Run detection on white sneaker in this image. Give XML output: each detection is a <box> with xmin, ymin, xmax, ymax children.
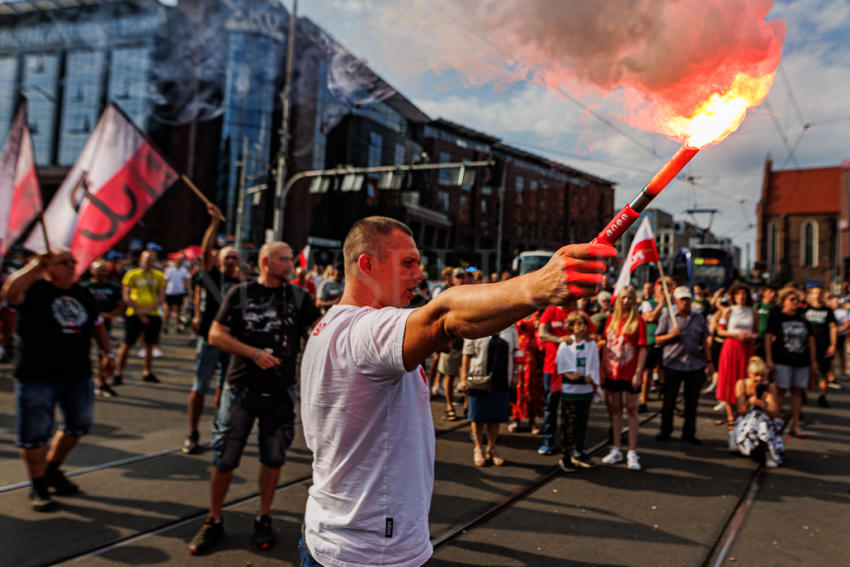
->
<box><xmin>137</xmin><ymin>348</ymin><xmax>146</xmax><ymax>358</ymax></box>
<box><xmin>626</xmin><ymin>450</ymin><xmax>641</xmax><ymax>471</ymax></box>
<box><xmin>602</xmin><ymin>447</ymin><xmax>623</xmax><ymax>465</ymax></box>
<box><xmin>713</xmin><ymin>402</ymin><xmax>725</xmax><ymax>412</ymax></box>
<box><xmin>153</xmin><ymin>347</ymin><xmax>163</xmax><ymax>359</ymax></box>
<box><xmin>765</xmin><ymin>453</ymin><xmax>779</xmax><ymax>468</ymax></box>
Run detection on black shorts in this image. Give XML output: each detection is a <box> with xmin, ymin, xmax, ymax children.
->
<box><xmin>816</xmin><ymin>354</ymin><xmax>833</xmax><ymax>375</ymax></box>
<box><xmin>165</xmin><ymin>293</ymin><xmax>185</xmax><ymax>307</ymax></box>
<box><xmin>644</xmin><ymin>345</ymin><xmax>661</xmax><ymax>370</ymax></box>
<box><xmin>604</xmin><ymin>378</ymin><xmax>641</xmax><ymax>394</ymax></box>
<box><xmin>124</xmin><ymin>314</ymin><xmax>162</xmax><ymax>346</ymax></box>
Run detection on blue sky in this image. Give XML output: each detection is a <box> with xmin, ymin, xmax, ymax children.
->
<box><xmin>299</xmin><ymin>0</ymin><xmax>850</xmax><ymax>265</ymax></box>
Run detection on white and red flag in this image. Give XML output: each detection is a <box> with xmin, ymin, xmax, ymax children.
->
<box><xmin>298</xmin><ymin>244</ymin><xmax>311</xmax><ymax>269</ymax></box>
<box><xmin>0</xmin><ymin>101</ymin><xmax>42</xmax><ymax>257</ymax></box>
<box><xmin>613</xmin><ymin>216</ymin><xmax>659</xmax><ymax>298</ymax></box>
<box><xmin>24</xmin><ymin>103</ymin><xmax>179</xmax><ymax>279</ymax></box>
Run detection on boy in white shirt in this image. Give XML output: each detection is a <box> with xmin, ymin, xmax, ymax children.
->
<box><xmin>555</xmin><ymin>310</ymin><xmax>600</xmax><ymax>473</ymax></box>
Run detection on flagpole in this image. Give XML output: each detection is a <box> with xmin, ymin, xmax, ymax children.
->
<box><xmin>181</xmin><ymin>175</ymin><xmax>225</xmax><ymax>221</ymax></box>
<box><xmin>38</xmin><ymin>212</ymin><xmax>51</xmax><ymax>253</ymax></box>
<box><xmin>655</xmin><ymin>260</ymin><xmax>678</xmax><ymax>329</ymax></box>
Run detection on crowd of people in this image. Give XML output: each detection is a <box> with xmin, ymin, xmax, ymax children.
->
<box><xmin>2</xmin><ymin>211</ymin><xmax>847</xmax><ymax>565</ymax></box>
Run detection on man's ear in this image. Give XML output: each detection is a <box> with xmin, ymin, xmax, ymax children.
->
<box><xmin>357</xmin><ymin>253</ymin><xmax>373</xmax><ymax>275</ymax></box>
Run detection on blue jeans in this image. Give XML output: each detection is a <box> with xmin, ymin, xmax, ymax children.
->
<box><xmin>541</xmin><ymin>373</ymin><xmax>560</xmax><ymax>448</ymax></box>
<box><xmin>192</xmin><ymin>338</ymin><xmax>230</xmax><ymax>394</ymax></box>
<box><xmin>299</xmin><ymin>528</ymin><xmax>323</xmax><ymax>566</ymax></box>
<box><xmin>15</xmin><ymin>378</ymin><xmax>94</xmax><ymax>448</ymax></box>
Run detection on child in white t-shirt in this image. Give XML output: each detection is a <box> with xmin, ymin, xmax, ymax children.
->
<box><xmin>555</xmin><ymin>310</ymin><xmax>600</xmax><ymax>472</ymax></box>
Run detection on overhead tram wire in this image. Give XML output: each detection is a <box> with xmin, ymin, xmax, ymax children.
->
<box><xmin>762</xmin><ymin>98</ymin><xmax>800</xmax><ymax>169</ymax></box>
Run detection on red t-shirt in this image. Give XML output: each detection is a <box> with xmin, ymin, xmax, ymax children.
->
<box><xmin>538</xmin><ymin>306</ymin><xmax>597</xmax><ymax>375</ymax></box>
<box><xmin>603</xmin><ymin>316</ymin><xmax>648</xmax><ymax>381</ymax></box>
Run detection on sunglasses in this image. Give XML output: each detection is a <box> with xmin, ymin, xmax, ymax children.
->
<box><xmin>54</xmin><ymin>259</ymin><xmax>78</xmax><ymax>266</ymax></box>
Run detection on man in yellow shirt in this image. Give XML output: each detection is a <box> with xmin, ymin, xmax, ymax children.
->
<box><xmin>115</xmin><ymin>250</ymin><xmax>166</xmax><ymax>384</ymax></box>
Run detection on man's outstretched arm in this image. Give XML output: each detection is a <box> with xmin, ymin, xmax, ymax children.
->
<box><xmin>402</xmin><ymin>243</ymin><xmax>614</xmax><ymax>370</ymax></box>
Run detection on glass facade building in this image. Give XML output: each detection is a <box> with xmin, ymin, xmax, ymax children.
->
<box><xmin>0</xmin><ymin>3</ymin><xmax>160</xmax><ymax>165</ymax></box>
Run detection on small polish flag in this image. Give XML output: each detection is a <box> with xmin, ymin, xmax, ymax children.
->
<box><xmin>298</xmin><ymin>244</ymin><xmax>311</xmax><ymax>269</ymax></box>
<box><xmin>613</xmin><ymin>217</ymin><xmax>659</xmax><ymax>298</ymax></box>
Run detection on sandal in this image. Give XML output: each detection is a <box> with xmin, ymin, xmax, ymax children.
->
<box><xmin>714</xmin><ymin>419</ymin><xmax>727</xmax><ymax>426</ymax></box>
<box><xmin>473</xmin><ymin>447</ymin><xmax>486</xmax><ymax>467</ymax></box>
<box><xmin>444</xmin><ymin>408</ymin><xmax>459</xmax><ymax>421</ymax></box>
<box><xmin>487</xmin><ymin>449</ymin><xmax>505</xmax><ymax>467</ymax></box>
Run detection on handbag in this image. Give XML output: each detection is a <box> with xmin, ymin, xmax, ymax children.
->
<box><xmin>466</xmin><ymin>373</ymin><xmax>492</xmax><ymax>392</ymax></box>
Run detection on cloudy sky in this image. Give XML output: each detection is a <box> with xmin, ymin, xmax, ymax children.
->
<box><xmin>299</xmin><ymin>0</ymin><xmax>849</xmax><ymax>266</ymax></box>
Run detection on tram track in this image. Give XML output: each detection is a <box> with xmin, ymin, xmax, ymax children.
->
<box><xmin>33</xmin><ymin>398</ymin><xmax>772</xmax><ymax>566</ymax></box>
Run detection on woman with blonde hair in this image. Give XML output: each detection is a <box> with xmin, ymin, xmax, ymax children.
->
<box><xmin>734</xmin><ymin>356</ymin><xmax>784</xmax><ymax>466</ymax></box>
<box><xmin>716</xmin><ymin>283</ymin><xmax>758</xmax><ymax>427</ymax></box>
<box><xmin>600</xmin><ymin>285</ymin><xmax>648</xmax><ymax>470</ymax></box>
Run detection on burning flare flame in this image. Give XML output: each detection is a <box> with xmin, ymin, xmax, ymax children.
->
<box><xmin>660</xmin><ymin>72</ymin><xmax>776</xmax><ymax>149</ymax></box>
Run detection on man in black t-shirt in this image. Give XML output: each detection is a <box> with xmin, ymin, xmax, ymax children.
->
<box><xmin>83</xmin><ymin>260</ymin><xmax>124</xmax><ymax>397</ymax></box>
<box><xmin>182</xmin><ymin>204</ymin><xmax>241</xmax><ymax>455</ymax></box>
<box><xmin>188</xmin><ymin>241</ymin><xmax>320</xmax><ymax>556</ymax></box>
<box><xmin>804</xmin><ymin>283</ymin><xmax>837</xmax><ymax>408</ymax></box>
<box><xmin>1</xmin><ymin>249</ymin><xmax>115</xmax><ymax>512</ymax></box>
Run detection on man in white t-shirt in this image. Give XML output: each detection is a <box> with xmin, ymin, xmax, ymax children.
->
<box><xmin>299</xmin><ymin>216</ymin><xmax>614</xmax><ymax>567</ymax></box>
<box><xmin>163</xmin><ymin>259</ymin><xmax>191</xmax><ymax>333</ymax></box>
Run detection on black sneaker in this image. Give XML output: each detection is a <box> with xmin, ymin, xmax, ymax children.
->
<box><xmin>571</xmin><ymin>452</ymin><xmax>595</xmax><ymax>468</ymax></box>
<box><xmin>681</xmin><ymin>435</ymin><xmax>703</xmax><ymax>446</ymax></box>
<box><xmin>95</xmin><ymin>384</ymin><xmax>118</xmax><ymax>398</ymax></box>
<box><xmin>182</xmin><ymin>432</ymin><xmax>200</xmax><ymax>454</ymax></box>
<box><xmin>112</xmin><ymin>374</ymin><xmax>123</xmax><ymax>386</ymax></box>
<box><xmin>142</xmin><ymin>373</ymin><xmax>161</xmax><ymax>383</ymax></box>
<box><xmin>817</xmin><ymin>395</ymin><xmax>830</xmax><ymax>409</ymax></box>
<box><xmin>638</xmin><ymin>403</ymin><xmax>648</xmax><ymax>414</ymax></box>
<box><xmin>29</xmin><ymin>484</ymin><xmax>56</xmax><ymax>512</ymax></box>
<box><xmin>558</xmin><ymin>455</ymin><xmax>577</xmax><ymax>473</ymax></box>
<box><xmin>188</xmin><ymin>516</ymin><xmax>223</xmax><ymax>555</ymax></box>
<box><xmin>655</xmin><ymin>432</ymin><xmax>672</xmax><ymax>442</ymax></box>
<box><xmin>45</xmin><ymin>467</ymin><xmax>79</xmax><ymax>495</ymax></box>
<box><xmin>251</xmin><ymin>515</ymin><xmax>276</xmax><ymax>550</ymax></box>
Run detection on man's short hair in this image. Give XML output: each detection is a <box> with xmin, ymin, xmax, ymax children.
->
<box><xmin>342</xmin><ymin>216</ymin><xmax>413</xmax><ymax>274</ymax></box>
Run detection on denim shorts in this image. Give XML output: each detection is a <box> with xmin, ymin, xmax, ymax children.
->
<box><xmin>15</xmin><ymin>378</ymin><xmax>94</xmax><ymax>448</ymax></box>
<box><xmin>773</xmin><ymin>364</ymin><xmax>809</xmax><ymax>389</ymax></box>
<box><xmin>212</xmin><ymin>384</ymin><xmax>295</xmax><ymax>472</ymax></box>
<box><xmin>192</xmin><ymin>338</ymin><xmax>230</xmax><ymax>394</ymax></box>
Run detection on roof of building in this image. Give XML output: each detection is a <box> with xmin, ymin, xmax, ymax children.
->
<box><xmin>494</xmin><ymin>141</ymin><xmax>615</xmax><ymax>187</ymax></box>
<box><xmin>764</xmin><ymin>165</ymin><xmax>843</xmax><ymax>215</ymax></box>
<box><xmin>429</xmin><ymin>118</ymin><xmax>501</xmax><ymax>145</ymax></box>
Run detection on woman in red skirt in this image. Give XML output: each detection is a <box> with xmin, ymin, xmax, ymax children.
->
<box><xmin>716</xmin><ymin>283</ymin><xmax>758</xmax><ymax>426</ymax></box>
<box><xmin>510</xmin><ymin>310</ymin><xmax>545</xmax><ymax>433</ymax></box>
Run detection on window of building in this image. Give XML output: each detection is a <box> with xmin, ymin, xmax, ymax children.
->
<box><xmin>60</xmin><ymin>50</ymin><xmax>104</xmax><ymax>166</ymax></box>
<box><xmin>0</xmin><ymin>57</ymin><xmax>17</xmax><ymax>139</ymax></box>
<box><xmin>766</xmin><ymin>221</ymin><xmax>777</xmax><ymax>269</ymax></box>
<box><xmin>394</xmin><ymin>142</ymin><xmax>405</xmax><ymax>166</ymax></box>
<box><xmin>368</xmin><ymin>131</ymin><xmax>383</xmax><ymax>169</ymax></box>
<box><xmin>515</xmin><ymin>176</ymin><xmax>524</xmax><ymax>204</ymax></box>
<box><xmin>801</xmin><ymin>219</ymin><xmax>818</xmax><ymax>267</ymax></box>
<box><xmin>437</xmin><ymin>190</ymin><xmax>449</xmax><ymax>214</ymax></box>
<box><xmin>438</xmin><ymin>151</ymin><xmax>451</xmax><ymax>185</ymax></box>
<box><xmin>108</xmin><ymin>46</ymin><xmax>152</xmax><ymax>134</ymax></box>
<box><xmin>23</xmin><ymin>53</ymin><xmax>60</xmax><ymax>164</ymax></box>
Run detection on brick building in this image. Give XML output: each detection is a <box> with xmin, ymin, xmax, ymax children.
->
<box><xmin>756</xmin><ymin>157</ymin><xmax>849</xmax><ymax>285</ymax></box>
